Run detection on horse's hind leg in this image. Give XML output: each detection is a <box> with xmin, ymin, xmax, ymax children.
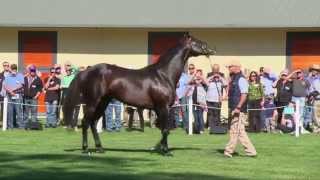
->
<box><xmin>90</xmin><ymin>100</ymin><xmax>110</xmax><ymax>153</ymax></box>
<box><xmin>138</xmin><ymin>108</ymin><xmax>144</xmax><ymax>132</ymax></box>
<box><xmin>81</xmin><ymin>104</ymin><xmax>102</xmax><ymax>153</ymax></box>
<box><xmin>82</xmin><ymin>115</ymin><xmax>90</xmax><ymax>153</ymax></box>
<box><xmin>90</xmin><ymin>119</ymin><xmax>104</xmax><ymax>153</ymax></box>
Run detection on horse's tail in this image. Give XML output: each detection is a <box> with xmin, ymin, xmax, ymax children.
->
<box><xmin>62</xmin><ymin>74</ymin><xmax>82</xmax><ymax>128</ymax></box>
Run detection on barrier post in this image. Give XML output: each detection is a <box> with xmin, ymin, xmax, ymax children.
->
<box><xmin>2</xmin><ymin>97</ymin><xmax>8</xmax><ymax>131</ymax></box>
<box><xmin>97</xmin><ymin>117</ymin><xmax>103</xmax><ymax>133</ymax></box>
<box><xmin>295</xmin><ymin>100</ymin><xmax>300</xmax><ymax>137</ymax></box>
<box><xmin>188</xmin><ymin>96</ymin><xmax>193</xmax><ymax>135</ymax></box>
<box><xmin>120</xmin><ymin>103</ymin><xmax>124</xmax><ymax>125</ymax></box>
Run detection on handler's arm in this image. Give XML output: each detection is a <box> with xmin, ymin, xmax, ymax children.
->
<box><xmin>236</xmin><ymin>93</ymin><xmax>247</xmax><ymax>109</ymax></box>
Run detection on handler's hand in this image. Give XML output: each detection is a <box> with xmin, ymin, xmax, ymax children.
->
<box><xmin>231</xmin><ymin>108</ymin><xmax>240</xmax><ymax>116</ymax></box>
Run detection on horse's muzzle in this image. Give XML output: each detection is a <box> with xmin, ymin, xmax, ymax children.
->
<box><xmin>206</xmin><ymin>47</ymin><xmax>216</xmax><ymax>56</ymax></box>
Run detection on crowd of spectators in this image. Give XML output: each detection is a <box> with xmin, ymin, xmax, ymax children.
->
<box><xmin>1</xmin><ymin>60</ymin><xmax>320</xmax><ymax>135</ymax></box>
<box><xmin>173</xmin><ymin>63</ymin><xmax>320</xmax><ymax>134</ymax></box>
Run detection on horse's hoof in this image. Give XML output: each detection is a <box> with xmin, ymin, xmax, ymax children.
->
<box><xmin>162</xmin><ymin>151</ymin><xmax>173</xmax><ymax>157</ymax></box>
<box><xmin>96</xmin><ymin>147</ymin><xmax>105</xmax><ymax>153</ymax></box>
<box><xmin>82</xmin><ymin>149</ymin><xmax>89</xmax><ymax>154</ymax></box>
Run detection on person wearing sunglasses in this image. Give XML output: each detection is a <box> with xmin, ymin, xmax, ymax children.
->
<box><xmin>44</xmin><ymin>67</ymin><xmax>61</xmax><ymax>128</ymax></box>
<box><xmin>61</xmin><ymin>61</ymin><xmax>79</xmax><ymax>128</ymax></box>
<box><xmin>24</xmin><ymin>65</ymin><xmax>43</xmax><ymax>128</ymax></box>
<box><xmin>247</xmin><ymin>71</ymin><xmax>264</xmax><ymax>132</ymax></box>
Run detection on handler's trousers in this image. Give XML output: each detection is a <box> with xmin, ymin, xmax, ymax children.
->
<box><xmin>224</xmin><ymin>112</ymin><xmax>257</xmax><ymax>156</ymax></box>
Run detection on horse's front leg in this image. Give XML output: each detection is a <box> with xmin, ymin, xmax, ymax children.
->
<box><xmin>154</xmin><ymin>106</ymin><xmax>172</xmax><ymax>156</ymax></box>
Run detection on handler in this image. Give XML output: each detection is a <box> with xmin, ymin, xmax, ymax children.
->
<box><xmin>224</xmin><ymin>59</ymin><xmax>257</xmax><ymax>158</ymax></box>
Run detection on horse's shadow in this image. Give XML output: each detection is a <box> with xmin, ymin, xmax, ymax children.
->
<box><xmin>64</xmin><ymin>147</ymin><xmax>201</xmax><ymax>154</ymax></box>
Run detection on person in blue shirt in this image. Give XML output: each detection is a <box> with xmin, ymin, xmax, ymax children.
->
<box><xmin>260</xmin><ymin>67</ymin><xmax>277</xmax><ymax>97</ymax></box>
<box><xmin>174</xmin><ymin>64</ymin><xmax>195</xmax><ymax>132</ymax></box>
<box><xmin>3</xmin><ymin>64</ymin><xmax>24</xmax><ymax>129</ymax></box>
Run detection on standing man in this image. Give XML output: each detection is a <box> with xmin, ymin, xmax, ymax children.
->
<box><xmin>287</xmin><ymin>69</ymin><xmax>310</xmax><ymax>132</ymax></box>
<box><xmin>205</xmin><ymin>72</ymin><xmax>226</xmax><ymax>133</ymax></box>
<box><xmin>61</xmin><ymin>62</ymin><xmax>78</xmax><ymax>126</ymax></box>
<box><xmin>3</xmin><ymin>64</ymin><xmax>24</xmax><ymax>129</ymax></box>
<box><xmin>175</xmin><ymin>64</ymin><xmax>195</xmax><ymax>133</ymax></box>
<box><xmin>44</xmin><ymin>67</ymin><xmax>61</xmax><ymax>128</ymax></box>
<box><xmin>24</xmin><ymin>65</ymin><xmax>43</xmax><ymax>126</ymax></box>
<box><xmin>224</xmin><ymin>60</ymin><xmax>257</xmax><ymax>158</ymax></box>
<box><xmin>0</xmin><ymin>61</ymin><xmax>10</xmax><ymax>124</ymax></box>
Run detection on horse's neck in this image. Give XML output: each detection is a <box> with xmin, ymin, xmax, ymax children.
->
<box><xmin>162</xmin><ymin>47</ymin><xmax>190</xmax><ymax>85</ymax></box>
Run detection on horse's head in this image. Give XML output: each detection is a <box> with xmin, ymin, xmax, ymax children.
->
<box><xmin>183</xmin><ymin>34</ymin><xmax>216</xmax><ymax>57</ymax></box>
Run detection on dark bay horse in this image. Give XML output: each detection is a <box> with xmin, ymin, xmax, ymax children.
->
<box><xmin>63</xmin><ymin>35</ymin><xmax>215</xmax><ymax>155</ymax></box>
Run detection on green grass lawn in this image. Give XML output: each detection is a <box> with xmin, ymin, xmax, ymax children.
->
<box><xmin>0</xmin><ymin>127</ymin><xmax>319</xmax><ymax>180</ymax></box>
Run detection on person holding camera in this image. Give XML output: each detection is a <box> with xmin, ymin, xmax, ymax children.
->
<box><xmin>205</xmin><ymin>72</ymin><xmax>226</xmax><ymax>133</ymax></box>
<box><xmin>44</xmin><ymin>67</ymin><xmax>61</xmax><ymax>128</ymax></box>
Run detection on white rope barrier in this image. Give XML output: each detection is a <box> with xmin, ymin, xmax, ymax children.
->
<box><xmin>1</xmin><ymin>96</ymin><xmax>319</xmax><ymax>137</ymax></box>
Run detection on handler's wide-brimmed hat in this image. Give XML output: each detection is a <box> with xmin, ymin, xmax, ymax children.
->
<box><xmin>310</xmin><ymin>64</ymin><xmax>320</xmax><ymax>71</ymax></box>
<box><xmin>226</xmin><ymin>59</ymin><xmax>241</xmax><ymax>67</ymax></box>
<box><xmin>280</xmin><ymin>69</ymin><xmax>289</xmax><ymax>76</ymax></box>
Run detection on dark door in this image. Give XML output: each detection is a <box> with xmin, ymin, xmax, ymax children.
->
<box><xmin>19</xmin><ymin>31</ymin><xmax>57</xmax><ymax>113</ymax></box>
<box><xmin>287</xmin><ymin>32</ymin><xmax>320</xmax><ymax>70</ymax></box>
<box><xmin>148</xmin><ymin>32</ymin><xmax>187</xmax><ymax>64</ymax></box>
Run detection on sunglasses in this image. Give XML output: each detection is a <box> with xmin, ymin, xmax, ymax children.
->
<box><xmin>50</xmin><ymin>71</ymin><xmax>55</xmax><ymax>74</ymax></box>
<box><xmin>250</xmin><ymin>75</ymin><xmax>257</xmax><ymax>77</ymax></box>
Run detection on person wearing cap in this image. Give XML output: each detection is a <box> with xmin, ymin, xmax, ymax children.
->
<box><xmin>286</xmin><ymin>69</ymin><xmax>311</xmax><ymax>133</ymax></box>
<box><xmin>273</xmin><ymin>69</ymin><xmax>293</xmax><ymax>128</ymax></box>
<box><xmin>307</xmin><ymin>64</ymin><xmax>320</xmax><ymax>93</ymax></box>
<box><xmin>224</xmin><ymin>60</ymin><xmax>257</xmax><ymax>158</ymax></box>
<box><xmin>3</xmin><ymin>64</ymin><xmax>24</xmax><ymax>129</ymax></box>
<box><xmin>24</xmin><ymin>65</ymin><xmax>43</xmax><ymax>127</ymax></box>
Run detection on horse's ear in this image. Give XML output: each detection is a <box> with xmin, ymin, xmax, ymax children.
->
<box><xmin>183</xmin><ymin>33</ymin><xmax>192</xmax><ymax>45</ymax></box>
<box><xmin>183</xmin><ymin>33</ymin><xmax>191</xmax><ymax>40</ymax></box>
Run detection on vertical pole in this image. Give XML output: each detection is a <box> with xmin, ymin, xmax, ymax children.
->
<box><xmin>96</xmin><ymin>117</ymin><xmax>103</xmax><ymax>133</ymax></box>
<box><xmin>188</xmin><ymin>96</ymin><xmax>193</xmax><ymax>135</ymax></box>
<box><xmin>295</xmin><ymin>100</ymin><xmax>300</xmax><ymax>137</ymax></box>
<box><xmin>2</xmin><ymin>97</ymin><xmax>8</xmax><ymax>131</ymax></box>
<box><xmin>120</xmin><ymin>103</ymin><xmax>124</xmax><ymax>125</ymax></box>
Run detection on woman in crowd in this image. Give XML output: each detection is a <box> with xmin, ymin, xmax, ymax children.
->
<box><xmin>247</xmin><ymin>71</ymin><xmax>264</xmax><ymax>132</ymax></box>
